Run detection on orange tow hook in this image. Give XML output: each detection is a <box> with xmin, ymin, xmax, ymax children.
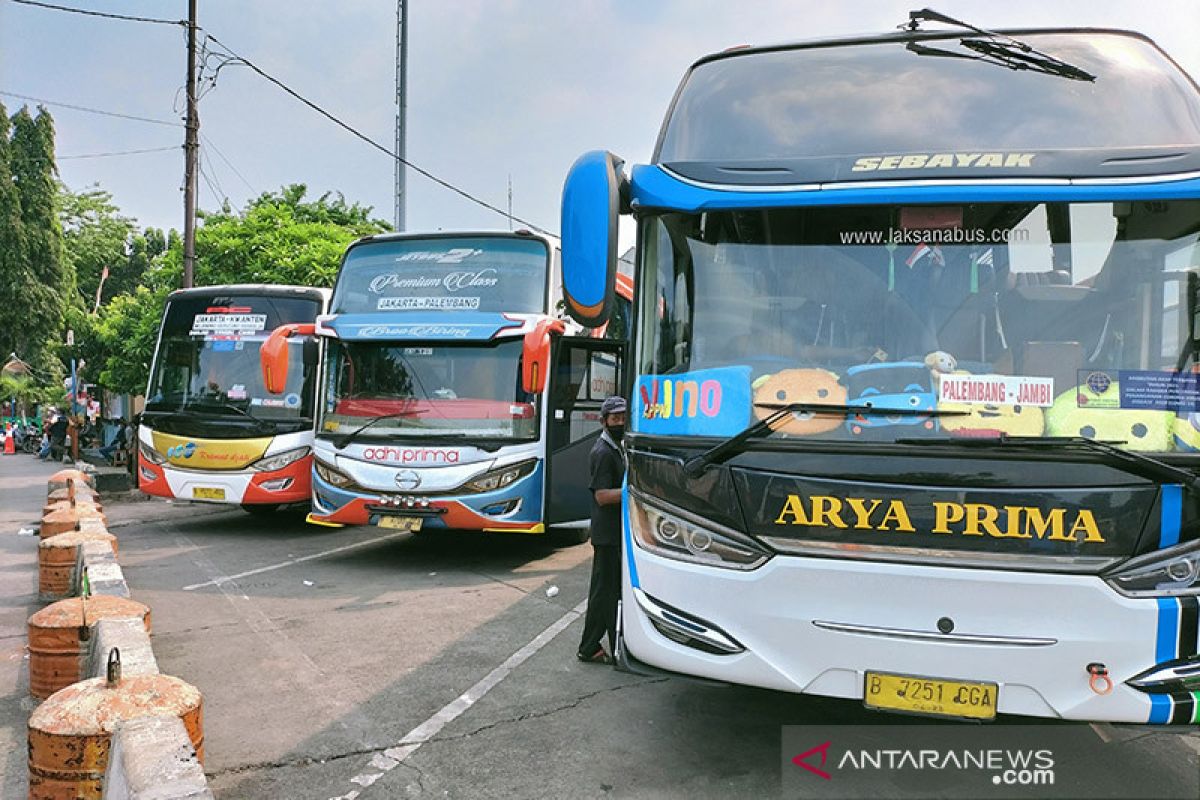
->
<box><xmin>1087</xmin><ymin>662</ymin><xmax>1113</xmax><ymax>695</ymax></box>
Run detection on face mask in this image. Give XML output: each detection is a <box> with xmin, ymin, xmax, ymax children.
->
<box><xmin>605</xmin><ymin>425</ymin><xmax>625</xmax><ymax>442</ymax></box>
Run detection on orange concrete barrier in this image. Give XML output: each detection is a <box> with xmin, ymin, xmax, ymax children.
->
<box><xmin>28</xmin><ymin>652</ymin><xmax>202</xmax><ymax>800</ymax></box>
<box><xmin>38</xmin><ymin>531</ymin><xmax>119</xmax><ymax>599</ymax></box>
<box><xmin>28</xmin><ymin>598</ymin><xmax>150</xmax><ymax>701</ymax></box>
<box><xmin>48</xmin><ymin>469</ymin><xmax>96</xmax><ymax>491</ymax></box>
<box><xmin>47</xmin><ymin>483</ymin><xmax>100</xmax><ymax>505</ymax></box>
<box><xmin>38</xmin><ymin>508</ymin><xmax>109</xmax><ymax>540</ymax></box>
<box><xmin>40</xmin><ymin>500</ymin><xmax>105</xmax><ymax>523</ymax></box>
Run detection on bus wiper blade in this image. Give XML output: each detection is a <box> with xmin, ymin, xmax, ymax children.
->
<box><xmin>683</xmin><ymin>402</ymin><xmax>968</xmax><ymax>477</ymax></box>
<box><xmin>903</xmin><ymin>8</ymin><xmax>1095</xmax><ymax>82</ymax></box>
<box><xmin>330</xmin><ymin>411</ymin><xmax>427</xmax><ymax>449</ymax></box>
<box><xmin>896</xmin><ymin>434</ymin><xmax>1200</xmax><ymax>492</ymax></box>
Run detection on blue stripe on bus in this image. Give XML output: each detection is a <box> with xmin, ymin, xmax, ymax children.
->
<box><xmin>1160</xmin><ymin>484</ymin><xmax>1183</xmax><ymax>549</ymax></box>
<box><xmin>1157</xmin><ymin>597</ymin><xmax>1180</xmax><ymax>663</ymax></box>
<box><xmin>1149</xmin><ymin>694</ymin><xmax>1173</xmax><ymax>724</ymax></box>
<box><xmin>629</xmin><ymin>165</ymin><xmax>1200</xmax><ymax>213</ymax></box>
<box><xmin>622</xmin><ymin>481</ymin><xmax>640</xmax><ymax>589</ymax></box>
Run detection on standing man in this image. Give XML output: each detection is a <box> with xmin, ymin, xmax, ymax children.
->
<box><xmin>578</xmin><ymin>395</ymin><xmax>627</xmax><ymax>664</ymax></box>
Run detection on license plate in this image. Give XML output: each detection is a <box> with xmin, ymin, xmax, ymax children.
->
<box><xmin>379</xmin><ymin>516</ymin><xmax>422</xmax><ymax>532</ymax></box>
<box><xmin>864</xmin><ymin>671</ymin><xmax>997</xmax><ymax>721</ymax></box>
<box><xmin>192</xmin><ymin>487</ymin><xmax>226</xmax><ymax>501</ymax></box>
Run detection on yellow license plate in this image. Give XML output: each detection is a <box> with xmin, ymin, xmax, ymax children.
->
<box><xmin>864</xmin><ymin>671</ymin><xmax>997</xmax><ymax>721</ymax></box>
<box><xmin>379</xmin><ymin>516</ymin><xmax>422</xmax><ymax>531</ymax></box>
<box><xmin>192</xmin><ymin>487</ymin><xmax>226</xmax><ymax>501</ymax></box>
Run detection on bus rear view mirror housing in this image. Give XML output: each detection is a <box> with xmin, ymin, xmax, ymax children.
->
<box><xmin>522</xmin><ymin>318</ymin><xmax>565</xmax><ymax>395</ymax></box>
<box><xmin>261</xmin><ymin>323</ymin><xmax>316</xmax><ymax>394</ymax></box>
<box><xmin>561</xmin><ymin>150</ymin><xmax>627</xmax><ymax>328</ymax></box>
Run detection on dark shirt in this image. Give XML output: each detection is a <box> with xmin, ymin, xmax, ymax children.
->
<box><xmin>588</xmin><ymin>433</ymin><xmax>625</xmax><ymax>546</ymax></box>
<box><xmin>49</xmin><ymin>417</ymin><xmax>68</xmax><ymax>442</ymax></box>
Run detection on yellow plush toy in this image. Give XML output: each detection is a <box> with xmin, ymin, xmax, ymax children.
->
<box><xmin>751</xmin><ymin>369</ymin><xmax>847</xmax><ymax>435</ymax></box>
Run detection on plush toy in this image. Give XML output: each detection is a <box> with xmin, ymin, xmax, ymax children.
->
<box><xmin>844</xmin><ymin>362</ymin><xmax>936</xmax><ymax>436</ymax></box>
<box><xmin>751</xmin><ymin>368</ymin><xmax>847</xmax><ymax>435</ymax></box>
<box><xmin>937</xmin><ymin>398</ymin><xmax>1045</xmax><ymax>438</ymax></box>
<box><xmin>1174</xmin><ymin>413</ymin><xmax>1200</xmax><ymax>452</ymax></box>
<box><xmin>924</xmin><ymin>350</ymin><xmax>958</xmax><ymax>376</ymax></box>
<box><xmin>1045</xmin><ymin>382</ymin><xmax>1173</xmax><ymax>452</ymax></box>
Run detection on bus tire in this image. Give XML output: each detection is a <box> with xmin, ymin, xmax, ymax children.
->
<box><xmin>552</xmin><ymin>526</ymin><xmax>590</xmax><ymax>546</ymax></box>
<box><xmin>241</xmin><ymin>503</ymin><xmax>281</xmax><ymax>515</ymax></box>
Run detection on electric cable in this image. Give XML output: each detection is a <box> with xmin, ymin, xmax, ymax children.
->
<box><xmin>6</xmin><ymin>0</ymin><xmax>185</xmax><ymax>26</ymax></box>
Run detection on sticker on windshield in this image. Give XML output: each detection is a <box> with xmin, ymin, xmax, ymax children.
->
<box><xmin>284</xmin><ymin>393</ymin><xmax>301</xmax><ymax>409</ymax></box>
<box><xmin>228</xmin><ymin>384</ymin><xmax>247</xmax><ymax>400</ymax></box>
<box><xmin>938</xmin><ymin>374</ymin><xmax>1054</xmax><ymax>407</ymax></box>
<box><xmin>377</xmin><ymin>297</ymin><xmax>481</xmax><ymax>311</ymax></box>
<box><xmin>634</xmin><ymin>366</ymin><xmax>752</xmax><ymax>437</ymax></box>
<box><xmin>190</xmin><ymin>313</ymin><xmax>266</xmax><ymax>335</ymax></box>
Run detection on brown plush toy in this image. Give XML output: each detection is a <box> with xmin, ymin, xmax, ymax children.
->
<box><xmin>751</xmin><ymin>369</ymin><xmax>847</xmax><ymax>435</ymax></box>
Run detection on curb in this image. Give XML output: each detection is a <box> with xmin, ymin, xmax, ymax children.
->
<box><xmin>26</xmin><ymin>474</ymin><xmax>214</xmax><ymax>800</ymax></box>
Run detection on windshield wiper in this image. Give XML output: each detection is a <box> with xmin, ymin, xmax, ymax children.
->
<box><xmin>683</xmin><ymin>402</ymin><xmax>968</xmax><ymax>477</ymax></box>
<box><xmin>895</xmin><ymin>434</ymin><xmax>1200</xmax><ymax>492</ymax></box>
<box><xmin>903</xmin><ymin>8</ymin><xmax>1096</xmax><ymax>82</ymax></box>
<box><xmin>330</xmin><ymin>412</ymin><xmax>429</xmax><ymax>449</ymax></box>
<box><xmin>147</xmin><ymin>404</ymin><xmax>273</xmax><ymax>433</ymax></box>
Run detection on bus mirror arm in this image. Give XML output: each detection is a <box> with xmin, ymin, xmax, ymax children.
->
<box><xmin>521</xmin><ymin>319</ymin><xmax>565</xmax><ymax>395</ymax></box>
<box><xmin>261</xmin><ymin>323</ymin><xmax>316</xmax><ymax>394</ymax></box>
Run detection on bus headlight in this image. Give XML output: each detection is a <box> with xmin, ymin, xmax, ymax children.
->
<box><xmin>628</xmin><ymin>490</ymin><xmax>770</xmax><ymax>571</ymax></box>
<box><xmin>463</xmin><ymin>459</ymin><xmax>537</xmax><ymax>493</ymax></box>
<box><xmin>139</xmin><ymin>441</ymin><xmax>166</xmax><ymax>465</ymax></box>
<box><xmin>252</xmin><ymin>446</ymin><xmax>310</xmax><ymax>473</ymax></box>
<box><xmin>1104</xmin><ymin>540</ymin><xmax>1200</xmax><ymax>597</ymax></box>
<box><xmin>314</xmin><ymin>459</ymin><xmax>356</xmax><ymax>489</ymax></box>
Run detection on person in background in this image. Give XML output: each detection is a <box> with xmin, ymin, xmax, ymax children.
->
<box><xmin>98</xmin><ymin>418</ymin><xmax>128</xmax><ymax>464</ymax></box>
<box><xmin>48</xmin><ymin>411</ymin><xmax>68</xmax><ymax>462</ymax></box>
<box><xmin>577</xmin><ymin>395</ymin><xmax>627</xmax><ymax>664</ymax></box>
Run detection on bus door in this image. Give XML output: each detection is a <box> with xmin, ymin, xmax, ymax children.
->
<box><xmin>546</xmin><ymin>336</ymin><xmax>623</xmax><ymax>524</ymax></box>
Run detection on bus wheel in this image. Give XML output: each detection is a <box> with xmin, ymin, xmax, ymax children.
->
<box><xmin>552</xmin><ymin>526</ymin><xmax>590</xmax><ymax>546</ymax></box>
<box><xmin>241</xmin><ymin>503</ymin><xmax>281</xmax><ymax>515</ymax></box>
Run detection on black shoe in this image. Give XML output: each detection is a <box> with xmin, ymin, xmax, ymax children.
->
<box><xmin>576</xmin><ymin>647</ymin><xmax>611</xmax><ymax>664</ymax></box>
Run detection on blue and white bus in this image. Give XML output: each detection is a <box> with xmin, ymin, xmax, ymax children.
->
<box><xmin>289</xmin><ymin>230</ymin><xmax>626</xmax><ymax>540</ymax></box>
<box><xmin>561</xmin><ymin>18</ymin><xmax>1200</xmax><ymax>723</ymax></box>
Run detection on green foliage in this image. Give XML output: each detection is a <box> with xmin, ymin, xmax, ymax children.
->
<box><xmin>59</xmin><ymin>183</ymin><xmax>134</xmax><ymax>309</ymax></box>
<box><xmin>6</xmin><ymin>106</ymin><xmax>68</xmax><ymax>378</ymax></box>
<box><xmin>93</xmin><ymin>184</ymin><xmax>389</xmax><ymax>395</ymax></box>
<box><xmin>95</xmin><ymin>287</ymin><xmax>168</xmax><ymax>395</ymax></box>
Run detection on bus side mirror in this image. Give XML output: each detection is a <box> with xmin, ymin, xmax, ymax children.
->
<box><xmin>561</xmin><ymin>150</ymin><xmax>626</xmax><ymax>328</ymax></box>
<box><xmin>261</xmin><ymin>324</ymin><xmax>316</xmax><ymax>394</ymax></box>
<box><xmin>522</xmin><ymin>319</ymin><xmax>565</xmax><ymax>395</ymax></box>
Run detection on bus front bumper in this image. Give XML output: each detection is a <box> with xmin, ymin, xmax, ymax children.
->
<box><xmin>621</xmin><ymin>547</ymin><xmax>1200</xmax><ymax>724</ymax></box>
<box><xmin>138</xmin><ymin>454</ymin><xmax>312</xmax><ymax>505</ymax></box>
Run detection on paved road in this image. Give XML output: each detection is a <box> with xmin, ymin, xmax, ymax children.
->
<box><xmin>3</xmin><ymin>458</ymin><xmax>1199</xmax><ymax>799</ymax></box>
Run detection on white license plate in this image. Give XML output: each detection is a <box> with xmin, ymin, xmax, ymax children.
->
<box><xmin>378</xmin><ymin>516</ymin><xmax>422</xmax><ymax>531</ymax></box>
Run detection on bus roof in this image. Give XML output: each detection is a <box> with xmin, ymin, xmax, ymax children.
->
<box><xmin>654</xmin><ymin>28</ymin><xmax>1200</xmax><ymax>185</ymax></box>
<box><xmin>166</xmin><ymin>284</ymin><xmax>330</xmax><ymax>301</ymax></box>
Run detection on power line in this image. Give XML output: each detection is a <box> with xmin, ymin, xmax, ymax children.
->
<box><xmin>202</xmin><ymin>33</ymin><xmax>558</xmax><ymax>238</ymax></box>
<box><xmin>9</xmin><ymin>145</ymin><xmax>178</xmax><ymax>166</ymax></box>
<box><xmin>0</xmin><ymin>91</ymin><xmax>182</xmax><ymax>127</ymax></box>
<box><xmin>60</xmin><ymin>145</ymin><xmax>178</xmax><ymax>160</ymax></box>
<box><xmin>6</xmin><ymin>0</ymin><xmax>185</xmax><ymax>26</ymax></box>
<box><xmin>199</xmin><ymin>133</ymin><xmax>255</xmax><ymax>193</ymax></box>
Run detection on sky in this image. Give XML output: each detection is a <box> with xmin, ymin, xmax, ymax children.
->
<box><xmin>2</xmin><ymin>0</ymin><xmax>1199</xmax><ymax>255</ymax></box>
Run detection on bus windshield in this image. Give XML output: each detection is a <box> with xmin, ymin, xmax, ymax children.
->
<box><xmin>145</xmin><ymin>294</ymin><xmax>320</xmax><ymax>429</ymax></box>
<box><xmin>656</xmin><ymin>32</ymin><xmax>1200</xmax><ymax>180</ymax></box>
<box><xmin>320</xmin><ymin>339</ymin><xmax>538</xmax><ymax>440</ymax></box>
<box><xmin>331</xmin><ymin>235</ymin><xmax>550</xmax><ymax>315</ymax></box>
<box><xmin>636</xmin><ymin>200</ymin><xmax>1200</xmax><ymax>452</ymax></box>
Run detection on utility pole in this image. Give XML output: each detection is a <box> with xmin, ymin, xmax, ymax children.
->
<box><xmin>393</xmin><ymin>0</ymin><xmax>408</xmax><ymax>232</ymax></box>
<box><xmin>182</xmin><ymin>0</ymin><xmax>199</xmax><ymax>288</ymax></box>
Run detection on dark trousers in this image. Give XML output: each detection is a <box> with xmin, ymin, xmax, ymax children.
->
<box><xmin>579</xmin><ymin>543</ymin><xmax>621</xmax><ymax>655</ymax></box>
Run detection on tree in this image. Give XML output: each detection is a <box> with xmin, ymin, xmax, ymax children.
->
<box><xmin>0</xmin><ymin>101</ymin><xmax>27</xmax><ymax>367</ymax></box>
<box><xmin>8</xmin><ymin>106</ymin><xmax>69</xmax><ymax>380</ymax></box>
<box><xmin>95</xmin><ymin>184</ymin><xmax>389</xmax><ymax>395</ymax></box>
<box><xmin>59</xmin><ymin>183</ymin><xmax>134</xmax><ymax>310</ymax></box>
